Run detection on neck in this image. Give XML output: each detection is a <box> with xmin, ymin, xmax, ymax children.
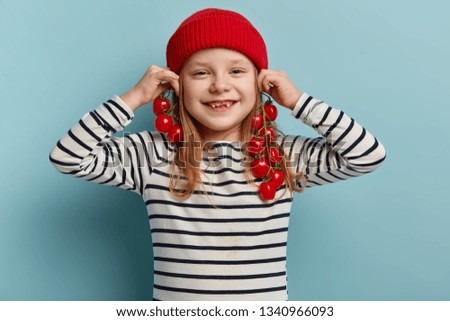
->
<box><xmin>199</xmin><ymin>126</ymin><xmax>242</xmax><ymax>143</ymax></box>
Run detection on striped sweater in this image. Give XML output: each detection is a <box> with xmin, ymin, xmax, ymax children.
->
<box><xmin>49</xmin><ymin>93</ymin><xmax>386</xmax><ymax>300</ymax></box>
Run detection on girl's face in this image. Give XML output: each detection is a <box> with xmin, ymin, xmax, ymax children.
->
<box><xmin>180</xmin><ymin>48</ymin><xmax>258</xmax><ymax>142</ymax></box>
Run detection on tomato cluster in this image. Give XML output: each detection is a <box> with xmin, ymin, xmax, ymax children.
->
<box><xmin>153</xmin><ymin>96</ymin><xmax>184</xmax><ymax>144</ymax></box>
<box><xmin>249</xmin><ymin>99</ymin><xmax>285</xmax><ymax>201</ymax></box>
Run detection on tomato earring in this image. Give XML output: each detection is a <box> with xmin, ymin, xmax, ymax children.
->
<box><xmin>153</xmin><ymin>91</ymin><xmax>184</xmax><ymax>144</ymax></box>
<box><xmin>249</xmin><ymin>93</ymin><xmax>285</xmax><ymax>201</ymax></box>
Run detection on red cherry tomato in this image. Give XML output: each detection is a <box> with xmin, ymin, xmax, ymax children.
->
<box><xmin>264</xmin><ymin>103</ymin><xmax>278</xmax><ymax>121</ymax></box>
<box><xmin>258</xmin><ymin>127</ymin><xmax>276</xmax><ymax>140</ymax></box>
<box><xmin>155</xmin><ymin>114</ymin><xmax>173</xmax><ymax>133</ymax></box>
<box><xmin>259</xmin><ymin>181</ymin><xmax>276</xmax><ymax>201</ymax></box>
<box><xmin>267</xmin><ymin>147</ymin><xmax>282</xmax><ymax>166</ymax></box>
<box><xmin>269</xmin><ymin>169</ymin><xmax>285</xmax><ymax>189</ymax></box>
<box><xmin>153</xmin><ymin>98</ymin><xmax>171</xmax><ymax>115</ymax></box>
<box><xmin>168</xmin><ymin>124</ymin><xmax>184</xmax><ymax>143</ymax></box>
<box><xmin>251</xmin><ymin>114</ymin><xmax>264</xmax><ymax>131</ymax></box>
<box><xmin>251</xmin><ymin>157</ymin><xmax>270</xmax><ymax>178</ymax></box>
<box><xmin>247</xmin><ymin>137</ymin><xmax>265</xmax><ymax>156</ymax></box>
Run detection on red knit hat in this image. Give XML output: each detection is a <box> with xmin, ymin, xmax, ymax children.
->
<box><xmin>166</xmin><ymin>8</ymin><xmax>268</xmax><ymax>74</ymax></box>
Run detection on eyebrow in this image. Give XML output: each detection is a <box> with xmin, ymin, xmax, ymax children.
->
<box><xmin>189</xmin><ymin>58</ymin><xmax>248</xmax><ymax>67</ymax></box>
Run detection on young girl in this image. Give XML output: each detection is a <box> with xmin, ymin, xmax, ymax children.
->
<box><xmin>49</xmin><ymin>8</ymin><xmax>386</xmax><ymax>301</ymax></box>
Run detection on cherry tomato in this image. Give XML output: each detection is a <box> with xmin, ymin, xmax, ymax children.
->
<box><xmin>264</xmin><ymin>103</ymin><xmax>278</xmax><ymax>121</ymax></box>
<box><xmin>269</xmin><ymin>169</ymin><xmax>285</xmax><ymax>189</ymax></box>
<box><xmin>259</xmin><ymin>181</ymin><xmax>276</xmax><ymax>201</ymax></box>
<box><xmin>247</xmin><ymin>137</ymin><xmax>265</xmax><ymax>156</ymax></box>
<box><xmin>168</xmin><ymin>124</ymin><xmax>183</xmax><ymax>143</ymax></box>
<box><xmin>153</xmin><ymin>97</ymin><xmax>171</xmax><ymax>115</ymax></box>
<box><xmin>251</xmin><ymin>114</ymin><xmax>264</xmax><ymax>131</ymax></box>
<box><xmin>267</xmin><ymin>147</ymin><xmax>282</xmax><ymax>166</ymax></box>
<box><xmin>251</xmin><ymin>157</ymin><xmax>270</xmax><ymax>178</ymax></box>
<box><xmin>155</xmin><ymin>114</ymin><xmax>173</xmax><ymax>133</ymax></box>
<box><xmin>258</xmin><ymin>127</ymin><xmax>276</xmax><ymax>140</ymax></box>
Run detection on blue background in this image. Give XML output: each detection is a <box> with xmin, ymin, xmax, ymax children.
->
<box><xmin>1</xmin><ymin>0</ymin><xmax>449</xmax><ymax>300</ymax></box>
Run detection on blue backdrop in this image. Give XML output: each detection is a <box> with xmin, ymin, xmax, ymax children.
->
<box><xmin>1</xmin><ymin>0</ymin><xmax>449</xmax><ymax>300</ymax></box>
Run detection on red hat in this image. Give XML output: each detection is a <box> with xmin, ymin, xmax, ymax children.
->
<box><xmin>166</xmin><ymin>8</ymin><xmax>268</xmax><ymax>74</ymax></box>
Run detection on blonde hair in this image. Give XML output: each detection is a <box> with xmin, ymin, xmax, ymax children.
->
<box><xmin>168</xmin><ymin>67</ymin><xmax>305</xmax><ymax>204</ymax></box>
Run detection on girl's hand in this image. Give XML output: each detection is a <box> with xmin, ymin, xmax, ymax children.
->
<box><xmin>257</xmin><ymin>69</ymin><xmax>302</xmax><ymax>110</ymax></box>
<box><xmin>121</xmin><ymin>65</ymin><xmax>179</xmax><ymax>111</ymax></box>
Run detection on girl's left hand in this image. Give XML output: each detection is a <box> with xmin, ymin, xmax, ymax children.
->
<box><xmin>257</xmin><ymin>69</ymin><xmax>302</xmax><ymax>110</ymax></box>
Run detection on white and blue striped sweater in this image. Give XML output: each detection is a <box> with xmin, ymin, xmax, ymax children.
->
<box><xmin>49</xmin><ymin>93</ymin><xmax>386</xmax><ymax>300</ymax></box>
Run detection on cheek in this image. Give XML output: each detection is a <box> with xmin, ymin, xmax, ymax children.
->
<box><xmin>182</xmin><ymin>82</ymin><xmax>204</xmax><ymax>103</ymax></box>
<box><xmin>181</xmin><ymin>86</ymin><xmax>196</xmax><ymax>110</ymax></box>
<box><xmin>181</xmin><ymin>91</ymin><xmax>201</xmax><ymax>119</ymax></box>
<box><xmin>242</xmin><ymin>80</ymin><xmax>257</xmax><ymax>100</ymax></box>
<box><xmin>245</xmin><ymin>89</ymin><xmax>257</xmax><ymax>110</ymax></box>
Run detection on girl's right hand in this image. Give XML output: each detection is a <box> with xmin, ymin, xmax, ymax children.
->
<box><xmin>120</xmin><ymin>65</ymin><xmax>179</xmax><ymax>111</ymax></box>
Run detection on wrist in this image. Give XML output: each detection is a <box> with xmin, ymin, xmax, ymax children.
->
<box><xmin>288</xmin><ymin>91</ymin><xmax>302</xmax><ymax>110</ymax></box>
<box><xmin>120</xmin><ymin>88</ymin><xmax>143</xmax><ymax>111</ymax></box>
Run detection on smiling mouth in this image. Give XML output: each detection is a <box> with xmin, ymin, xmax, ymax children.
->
<box><xmin>204</xmin><ymin>100</ymin><xmax>238</xmax><ymax>111</ymax></box>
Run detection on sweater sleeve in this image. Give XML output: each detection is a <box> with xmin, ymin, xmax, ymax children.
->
<box><xmin>49</xmin><ymin>95</ymin><xmax>147</xmax><ymax>195</ymax></box>
<box><xmin>283</xmin><ymin>93</ymin><xmax>386</xmax><ymax>188</ymax></box>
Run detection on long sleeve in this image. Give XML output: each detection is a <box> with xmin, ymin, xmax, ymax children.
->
<box><xmin>283</xmin><ymin>93</ymin><xmax>386</xmax><ymax>188</ymax></box>
<box><xmin>49</xmin><ymin>95</ymin><xmax>146</xmax><ymax>195</ymax></box>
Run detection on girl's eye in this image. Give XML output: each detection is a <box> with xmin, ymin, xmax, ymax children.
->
<box><xmin>231</xmin><ymin>69</ymin><xmax>244</xmax><ymax>74</ymax></box>
<box><xmin>193</xmin><ymin>70</ymin><xmax>208</xmax><ymax>76</ymax></box>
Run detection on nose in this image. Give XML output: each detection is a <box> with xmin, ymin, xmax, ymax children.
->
<box><xmin>209</xmin><ymin>74</ymin><xmax>231</xmax><ymax>93</ymax></box>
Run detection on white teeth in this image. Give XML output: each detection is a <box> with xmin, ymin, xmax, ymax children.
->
<box><xmin>209</xmin><ymin>101</ymin><xmax>234</xmax><ymax>108</ymax></box>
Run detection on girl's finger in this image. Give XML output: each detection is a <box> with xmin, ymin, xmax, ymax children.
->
<box><xmin>259</xmin><ymin>73</ymin><xmax>279</xmax><ymax>92</ymax></box>
<box><xmin>157</xmin><ymin>69</ymin><xmax>179</xmax><ymax>82</ymax></box>
<box><xmin>150</xmin><ymin>76</ymin><xmax>179</xmax><ymax>99</ymax></box>
<box><xmin>167</xmin><ymin>78</ymin><xmax>180</xmax><ymax>96</ymax></box>
<box><xmin>257</xmin><ymin>70</ymin><xmax>270</xmax><ymax>91</ymax></box>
